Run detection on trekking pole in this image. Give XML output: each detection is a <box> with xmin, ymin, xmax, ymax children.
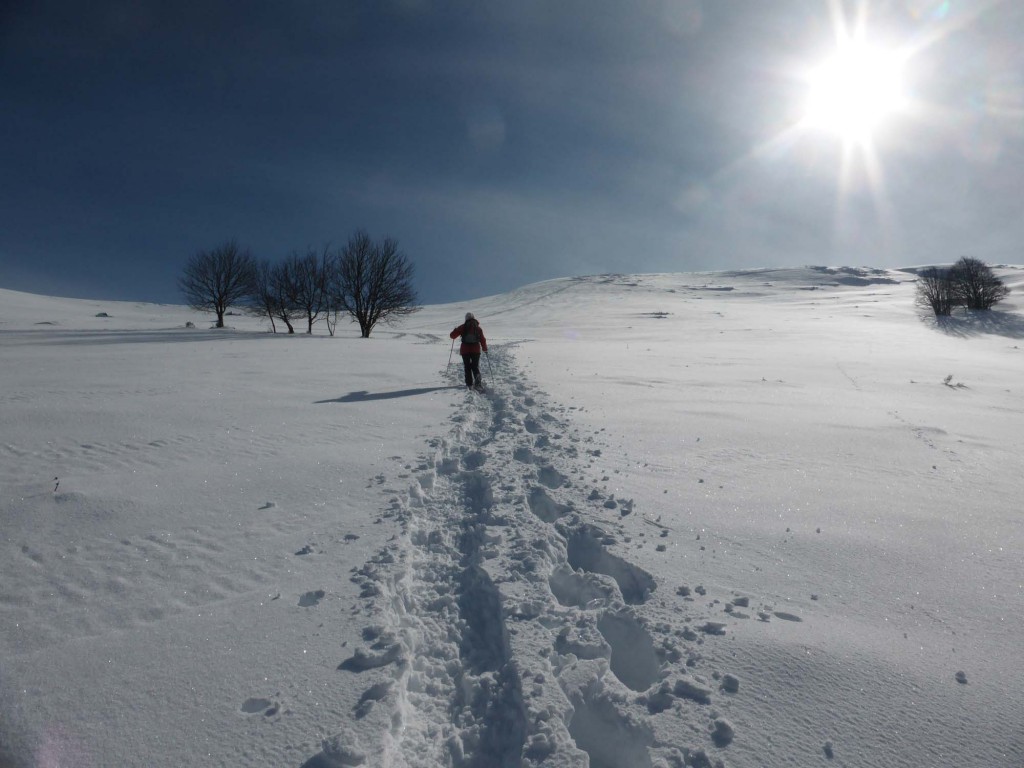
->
<box><xmin>446</xmin><ymin>338</ymin><xmax>456</xmax><ymax>372</ymax></box>
<box><xmin>485</xmin><ymin>350</ymin><xmax>493</xmax><ymax>377</ymax></box>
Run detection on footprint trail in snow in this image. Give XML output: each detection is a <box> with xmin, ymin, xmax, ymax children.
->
<box><xmin>312</xmin><ymin>347</ymin><xmax>747</xmax><ymax>768</ymax></box>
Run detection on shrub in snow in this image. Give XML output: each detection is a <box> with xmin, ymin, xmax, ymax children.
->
<box><xmin>949</xmin><ymin>256</ymin><xmax>1009</xmax><ymax>310</ymax></box>
<box><xmin>916</xmin><ymin>267</ymin><xmax>958</xmax><ymax>316</ymax></box>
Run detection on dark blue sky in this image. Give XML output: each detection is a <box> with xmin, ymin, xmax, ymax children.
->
<box><xmin>3</xmin><ymin>1</ymin><xmax>1022</xmax><ymax>305</ymax></box>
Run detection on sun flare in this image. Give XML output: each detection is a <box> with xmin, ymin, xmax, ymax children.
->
<box><xmin>803</xmin><ymin>42</ymin><xmax>907</xmax><ymax>143</ymax></box>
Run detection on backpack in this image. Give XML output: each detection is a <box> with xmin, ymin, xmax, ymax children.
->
<box><xmin>461</xmin><ymin>319</ymin><xmax>480</xmax><ymax>345</ymax></box>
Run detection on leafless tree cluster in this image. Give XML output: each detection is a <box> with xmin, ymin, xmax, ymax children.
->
<box><xmin>916</xmin><ymin>257</ymin><xmax>1009</xmax><ymax>316</ymax></box>
<box><xmin>180</xmin><ymin>232</ymin><xmax>418</xmax><ymax>336</ymax></box>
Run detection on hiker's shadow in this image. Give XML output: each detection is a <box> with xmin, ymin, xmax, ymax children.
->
<box><xmin>316</xmin><ymin>386</ymin><xmax>460</xmax><ymax>403</ymax></box>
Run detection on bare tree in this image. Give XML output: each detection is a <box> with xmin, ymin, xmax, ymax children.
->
<box><xmin>247</xmin><ymin>260</ymin><xmax>288</xmax><ymax>333</ymax></box>
<box><xmin>283</xmin><ymin>246</ymin><xmax>331</xmax><ymax>334</ymax></box>
<box><xmin>916</xmin><ymin>267</ymin><xmax>958</xmax><ymax>316</ymax></box>
<box><xmin>324</xmin><ymin>250</ymin><xmax>343</xmax><ymax>338</ymax></box>
<box><xmin>268</xmin><ymin>260</ymin><xmax>300</xmax><ymax>334</ymax></box>
<box><xmin>333</xmin><ymin>230</ymin><xmax>419</xmax><ymax>338</ymax></box>
<box><xmin>179</xmin><ymin>240</ymin><xmax>256</xmax><ymax>328</ymax></box>
<box><xmin>248</xmin><ymin>260</ymin><xmax>278</xmax><ymax>333</ymax></box>
<box><xmin>949</xmin><ymin>256</ymin><xmax>1009</xmax><ymax>310</ymax></box>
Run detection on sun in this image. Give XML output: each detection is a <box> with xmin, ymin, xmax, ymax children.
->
<box><xmin>803</xmin><ymin>41</ymin><xmax>908</xmax><ymax>143</ymax></box>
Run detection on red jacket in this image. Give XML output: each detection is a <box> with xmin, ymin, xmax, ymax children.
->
<box><xmin>450</xmin><ymin>320</ymin><xmax>487</xmax><ymax>355</ymax></box>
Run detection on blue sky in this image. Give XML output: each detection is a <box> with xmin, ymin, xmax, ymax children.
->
<box><xmin>2</xmin><ymin>0</ymin><xmax>1022</xmax><ymax>306</ymax></box>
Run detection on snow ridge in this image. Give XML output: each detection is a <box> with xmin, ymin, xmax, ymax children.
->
<box><xmin>314</xmin><ymin>347</ymin><xmax>742</xmax><ymax>768</ymax></box>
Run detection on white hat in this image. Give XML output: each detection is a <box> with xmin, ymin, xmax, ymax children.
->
<box><xmin>465</xmin><ymin>312</ymin><xmax>475</xmax><ymax>321</ymax></box>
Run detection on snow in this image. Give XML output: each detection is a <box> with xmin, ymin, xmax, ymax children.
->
<box><xmin>1</xmin><ymin>266</ymin><xmax>1023</xmax><ymax>767</ymax></box>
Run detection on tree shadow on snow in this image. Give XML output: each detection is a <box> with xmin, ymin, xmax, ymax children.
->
<box><xmin>922</xmin><ymin>309</ymin><xmax>1024</xmax><ymax>340</ymax></box>
<box><xmin>316</xmin><ymin>386</ymin><xmax>461</xmax><ymax>403</ymax></box>
<box><xmin>298</xmin><ymin>754</ymin><xmax>336</xmax><ymax>768</ymax></box>
<box><xmin>1</xmin><ymin>328</ymin><xmax>261</xmax><ymax>346</ymax></box>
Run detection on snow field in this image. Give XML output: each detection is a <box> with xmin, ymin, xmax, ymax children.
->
<box><xmin>2</xmin><ymin>266</ymin><xmax>1023</xmax><ymax>767</ymax></box>
<box><xmin>0</xmin><ymin>311</ymin><xmax>455</xmax><ymax>767</ymax></box>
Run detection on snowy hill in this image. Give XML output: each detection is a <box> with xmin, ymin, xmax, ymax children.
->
<box><xmin>1</xmin><ymin>267</ymin><xmax>1022</xmax><ymax>767</ymax></box>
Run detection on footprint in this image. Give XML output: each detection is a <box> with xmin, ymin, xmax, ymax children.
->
<box><xmin>513</xmin><ymin>446</ymin><xmax>537</xmax><ymax>464</ymax></box>
<box><xmin>524</xmin><ymin>418</ymin><xmax>544</xmax><ymax>434</ymax></box>
<box><xmin>672</xmin><ymin>676</ymin><xmax>713</xmax><ymax>705</ymax></box>
<box><xmin>700</xmin><ymin>621</ymin><xmax>727</xmax><ymax>636</ymax></box>
<box><xmin>354</xmin><ymin>680</ymin><xmax>394</xmax><ymax>719</ymax></box>
<box><xmin>566</xmin><ymin>527</ymin><xmax>656</xmax><ymax>605</ymax></box>
<box><xmin>20</xmin><ymin>544</ymin><xmax>44</xmax><ymax>564</ymax></box>
<box><xmin>538</xmin><ymin>465</ymin><xmax>567</xmax><ymax>489</ymax></box>
<box><xmin>773</xmin><ymin>611</ymin><xmax>802</xmax><ymax>622</ymax></box>
<box><xmin>566</xmin><ymin>681</ymin><xmax>655</xmax><ymax>768</ymax></box>
<box><xmin>240</xmin><ymin>697</ymin><xmax>279</xmax><ymax>716</ymax></box>
<box><xmin>338</xmin><ymin>643</ymin><xmax>403</xmax><ymax>672</ymax></box>
<box><xmin>597</xmin><ymin>612</ymin><xmax>660</xmax><ymax>692</ymax></box>
<box><xmin>555</xmin><ymin>625</ymin><xmax>609</xmax><ymax>661</ymax></box>
<box><xmin>528</xmin><ymin>487</ymin><xmax>572</xmax><ymax>524</ymax></box>
<box><xmin>299</xmin><ymin>589</ymin><xmax>326</xmax><ymax>607</ymax></box>
<box><xmin>548</xmin><ymin>565</ymin><xmax>613</xmax><ymax>608</ymax></box>
<box><xmin>462</xmin><ymin>449</ymin><xmax>487</xmax><ymax>470</ymax></box>
<box><xmin>462</xmin><ymin>472</ymin><xmax>494</xmax><ymax>515</ymax></box>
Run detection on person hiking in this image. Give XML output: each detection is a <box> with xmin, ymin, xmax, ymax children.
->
<box><xmin>450</xmin><ymin>312</ymin><xmax>488</xmax><ymax>390</ymax></box>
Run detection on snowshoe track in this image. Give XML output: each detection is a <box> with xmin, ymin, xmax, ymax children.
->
<box><xmin>315</xmin><ymin>347</ymin><xmax>739</xmax><ymax>767</ymax></box>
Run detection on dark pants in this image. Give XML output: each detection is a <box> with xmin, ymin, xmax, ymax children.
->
<box><xmin>461</xmin><ymin>353</ymin><xmax>481</xmax><ymax>386</ymax></box>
